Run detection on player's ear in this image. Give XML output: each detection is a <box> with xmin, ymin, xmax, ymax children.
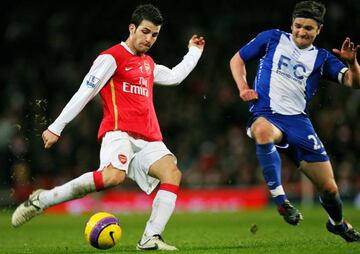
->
<box><xmin>129</xmin><ymin>24</ymin><xmax>136</xmax><ymax>35</ymax></box>
<box><xmin>317</xmin><ymin>24</ymin><xmax>323</xmax><ymax>35</ymax></box>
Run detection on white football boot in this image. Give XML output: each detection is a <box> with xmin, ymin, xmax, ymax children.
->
<box><xmin>11</xmin><ymin>189</ymin><xmax>44</xmax><ymax>227</ymax></box>
<box><xmin>136</xmin><ymin>235</ymin><xmax>178</xmax><ymax>251</ymax></box>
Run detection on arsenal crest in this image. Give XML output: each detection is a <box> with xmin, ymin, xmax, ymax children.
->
<box><xmin>118</xmin><ymin>154</ymin><xmax>127</xmax><ymax>164</ymax></box>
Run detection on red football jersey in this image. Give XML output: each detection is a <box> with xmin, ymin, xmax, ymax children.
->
<box><xmin>98</xmin><ymin>44</ymin><xmax>162</xmax><ymax>141</ymax></box>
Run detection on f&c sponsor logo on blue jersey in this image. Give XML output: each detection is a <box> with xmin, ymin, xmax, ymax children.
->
<box><xmin>277</xmin><ymin>55</ymin><xmax>306</xmax><ymax>83</ymax></box>
<box><xmin>86</xmin><ymin>75</ymin><xmax>100</xmax><ymax>88</ymax></box>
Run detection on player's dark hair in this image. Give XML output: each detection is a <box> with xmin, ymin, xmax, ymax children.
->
<box><xmin>292</xmin><ymin>1</ymin><xmax>326</xmax><ymax>24</ymax></box>
<box><xmin>131</xmin><ymin>4</ymin><xmax>164</xmax><ymax>27</ymax></box>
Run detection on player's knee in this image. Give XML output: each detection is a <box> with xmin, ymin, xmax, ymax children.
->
<box><xmin>252</xmin><ymin>122</ymin><xmax>274</xmax><ymax>143</ymax></box>
<box><xmin>321</xmin><ymin>180</ymin><xmax>338</xmax><ymax>197</ymax></box>
<box><xmin>102</xmin><ymin>165</ymin><xmax>126</xmax><ymax>187</ymax></box>
<box><xmin>171</xmin><ymin>167</ymin><xmax>182</xmax><ymax>182</ymax></box>
<box><xmin>162</xmin><ymin>166</ymin><xmax>182</xmax><ymax>185</ymax></box>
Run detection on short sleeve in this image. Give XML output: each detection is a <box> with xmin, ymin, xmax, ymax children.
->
<box><xmin>239</xmin><ymin>29</ymin><xmax>275</xmax><ymax>62</ymax></box>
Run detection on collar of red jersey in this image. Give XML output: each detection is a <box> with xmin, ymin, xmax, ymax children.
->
<box><xmin>121</xmin><ymin>41</ymin><xmax>135</xmax><ymax>55</ymax></box>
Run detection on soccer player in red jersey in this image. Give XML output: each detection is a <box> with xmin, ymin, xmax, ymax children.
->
<box><xmin>12</xmin><ymin>4</ymin><xmax>205</xmax><ymax>250</ymax></box>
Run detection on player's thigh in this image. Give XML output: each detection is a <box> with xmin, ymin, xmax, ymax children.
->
<box><xmin>99</xmin><ymin>132</ymin><xmax>135</xmax><ymax>186</ymax></box>
<box><xmin>148</xmin><ymin>154</ymin><xmax>181</xmax><ymax>184</ymax></box>
<box><xmin>300</xmin><ymin>160</ymin><xmax>338</xmax><ymax>194</ymax></box>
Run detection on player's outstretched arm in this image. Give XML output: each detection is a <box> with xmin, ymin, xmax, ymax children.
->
<box><xmin>333</xmin><ymin>37</ymin><xmax>360</xmax><ymax>89</ymax></box>
<box><xmin>44</xmin><ymin>55</ymin><xmax>116</xmax><ymax>146</ymax></box>
<box><xmin>154</xmin><ymin>34</ymin><xmax>204</xmax><ymax>86</ymax></box>
<box><xmin>229</xmin><ymin>52</ymin><xmax>258</xmax><ymax>102</ymax></box>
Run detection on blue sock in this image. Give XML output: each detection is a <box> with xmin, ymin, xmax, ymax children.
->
<box><xmin>320</xmin><ymin>193</ymin><xmax>343</xmax><ymax>224</ymax></box>
<box><xmin>256</xmin><ymin>143</ymin><xmax>286</xmax><ymax>206</ymax></box>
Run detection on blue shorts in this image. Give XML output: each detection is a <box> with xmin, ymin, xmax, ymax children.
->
<box><xmin>247</xmin><ymin>112</ymin><xmax>329</xmax><ymax>167</ymax></box>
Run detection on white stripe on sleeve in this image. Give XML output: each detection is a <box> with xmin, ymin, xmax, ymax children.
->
<box><xmin>338</xmin><ymin>67</ymin><xmax>348</xmax><ymax>84</ymax></box>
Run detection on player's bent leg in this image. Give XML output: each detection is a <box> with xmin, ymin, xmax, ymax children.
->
<box><xmin>137</xmin><ymin>155</ymin><xmax>180</xmax><ymax>250</ymax></box>
<box><xmin>301</xmin><ymin>160</ymin><xmax>360</xmax><ymax>242</ymax></box>
<box><xmin>256</xmin><ymin>143</ymin><xmax>303</xmax><ymax>225</ymax></box>
<box><xmin>251</xmin><ymin>118</ymin><xmax>302</xmax><ymax>225</ymax></box>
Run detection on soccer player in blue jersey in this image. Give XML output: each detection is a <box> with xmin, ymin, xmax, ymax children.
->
<box><xmin>230</xmin><ymin>1</ymin><xmax>360</xmax><ymax>242</ymax></box>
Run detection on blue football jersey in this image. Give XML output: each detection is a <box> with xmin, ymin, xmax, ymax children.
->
<box><xmin>239</xmin><ymin>29</ymin><xmax>348</xmax><ymax>115</ymax></box>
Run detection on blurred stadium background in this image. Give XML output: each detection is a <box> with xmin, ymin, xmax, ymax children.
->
<box><xmin>1</xmin><ymin>0</ymin><xmax>360</xmax><ymax>212</ymax></box>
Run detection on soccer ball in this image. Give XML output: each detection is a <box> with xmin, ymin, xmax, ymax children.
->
<box><xmin>84</xmin><ymin>212</ymin><xmax>122</xmax><ymax>249</ymax></box>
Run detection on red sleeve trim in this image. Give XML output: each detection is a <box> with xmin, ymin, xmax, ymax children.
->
<box><xmin>47</xmin><ymin>129</ymin><xmax>60</xmax><ymax>138</ymax></box>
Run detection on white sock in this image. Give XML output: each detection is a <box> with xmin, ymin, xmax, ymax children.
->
<box><xmin>140</xmin><ymin>190</ymin><xmax>177</xmax><ymax>244</ymax></box>
<box><xmin>38</xmin><ymin>172</ymin><xmax>96</xmax><ymax>209</ymax></box>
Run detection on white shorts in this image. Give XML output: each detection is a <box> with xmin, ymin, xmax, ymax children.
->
<box><xmin>98</xmin><ymin>131</ymin><xmax>176</xmax><ymax>194</ymax></box>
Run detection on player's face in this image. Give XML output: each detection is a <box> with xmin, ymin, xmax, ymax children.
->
<box><xmin>291</xmin><ymin>18</ymin><xmax>322</xmax><ymax>49</ymax></box>
<box><xmin>129</xmin><ymin>20</ymin><xmax>161</xmax><ymax>55</ymax></box>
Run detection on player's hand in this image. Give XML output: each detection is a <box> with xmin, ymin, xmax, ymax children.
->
<box><xmin>332</xmin><ymin>37</ymin><xmax>360</xmax><ymax>65</ymax></box>
<box><xmin>240</xmin><ymin>89</ymin><xmax>258</xmax><ymax>102</ymax></box>
<box><xmin>188</xmin><ymin>35</ymin><xmax>205</xmax><ymax>51</ymax></box>
<box><xmin>42</xmin><ymin>129</ymin><xmax>59</xmax><ymax>149</ymax></box>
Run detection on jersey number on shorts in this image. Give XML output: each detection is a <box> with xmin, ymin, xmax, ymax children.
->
<box><xmin>307</xmin><ymin>134</ymin><xmax>323</xmax><ymax>150</ymax></box>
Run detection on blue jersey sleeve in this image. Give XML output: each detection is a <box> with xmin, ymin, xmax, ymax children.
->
<box><xmin>322</xmin><ymin>51</ymin><xmax>347</xmax><ymax>83</ymax></box>
<box><xmin>239</xmin><ymin>29</ymin><xmax>275</xmax><ymax>62</ymax></box>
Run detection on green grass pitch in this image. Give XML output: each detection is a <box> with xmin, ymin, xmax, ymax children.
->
<box><xmin>1</xmin><ymin>205</ymin><xmax>360</xmax><ymax>254</ymax></box>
